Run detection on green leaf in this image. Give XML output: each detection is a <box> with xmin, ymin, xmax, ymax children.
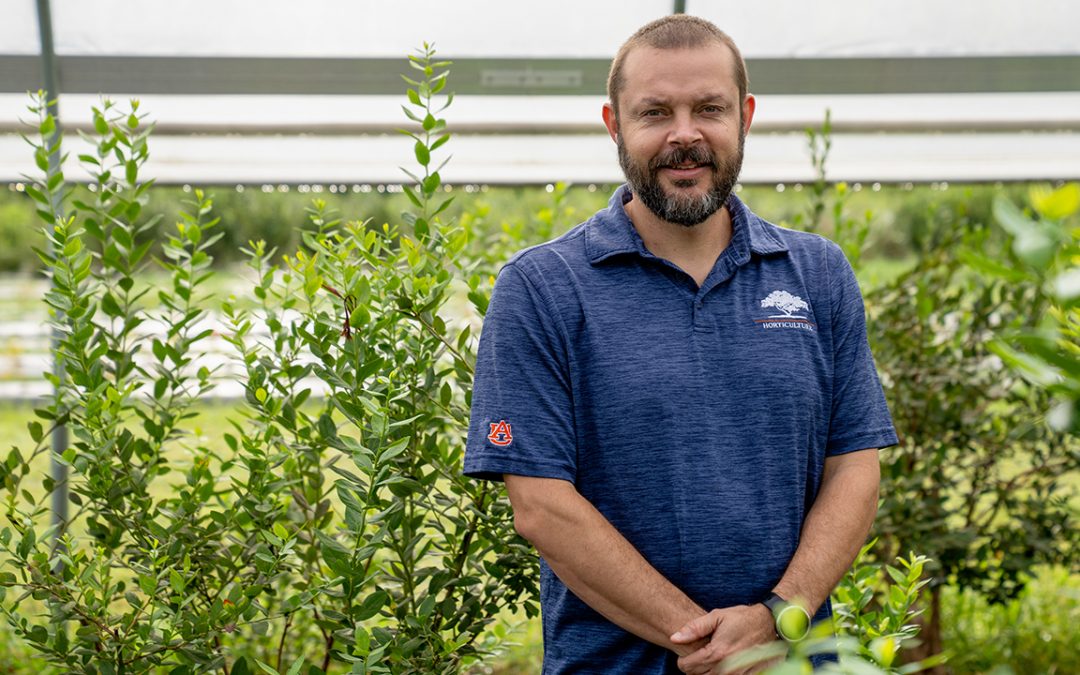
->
<box><xmin>430</xmin><ymin>134</ymin><xmax>451</xmax><ymax>152</ymax></box>
<box><xmin>254</xmin><ymin>660</ymin><xmax>279</xmax><ymax>675</ymax></box>
<box><xmin>17</xmin><ymin>528</ymin><xmax>35</xmax><ymax>559</ymax></box>
<box><xmin>23</xmin><ymin>184</ymin><xmax>47</xmax><ymax>206</ymax></box>
<box><xmin>402</xmin><ymin>185</ymin><xmax>423</xmax><ymax>209</ymax></box>
<box><xmin>100</xmin><ymin>292</ymin><xmax>123</xmax><ymax>318</ymax></box>
<box><xmin>315</xmin><ymin>531</ymin><xmax>353</xmax><ymax>579</ymax></box>
<box><xmin>414</xmin><ymin>217</ymin><xmax>429</xmax><ymax>239</ymax></box>
<box><xmin>1030</xmin><ymin>182</ymin><xmax>1080</xmax><ymax>220</ymax></box>
<box><xmin>414</xmin><ymin>142</ymin><xmax>430</xmax><ymax>167</ymax></box>
<box><xmin>407</xmin><ymin>88</ymin><xmax>422</xmax><ymax>106</ymax></box>
<box><xmin>422</xmin><ymin>172</ymin><xmax>441</xmax><ymax>195</ymax></box>
<box><xmin>994</xmin><ymin>195</ymin><xmax>1037</xmax><ymax>239</ymax></box>
<box><xmin>169</xmin><ymin>569</ymin><xmax>185</xmax><ymax>594</ymax></box>
<box><xmin>284</xmin><ymin>656</ymin><xmax>304</xmax><ymax>675</ymax></box>
<box><xmin>958</xmin><ymin>249</ymin><xmax>1029</xmax><ymax>283</ymax></box>
<box><xmin>353</xmin><ymin>590</ymin><xmax>389</xmax><ymax>621</ymax></box>
<box><xmin>28</xmin><ymin>421</ymin><xmax>44</xmax><ymax>444</ymax></box>
<box><xmin>272</xmin><ymin>522</ymin><xmax>289</xmax><ymax>541</ymax></box>
<box><xmin>92</xmin><ymin>112</ymin><xmax>109</xmax><ymax>135</ymax></box>
<box><xmin>112</xmin><ymin>224</ymin><xmax>133</xmax><ymax>249</ymax></box>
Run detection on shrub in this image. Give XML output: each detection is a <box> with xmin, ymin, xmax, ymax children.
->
<box><xmin>0</xmin><ymin>46</ymin><xmax>536</xmax><ymax>675</ymax></box>
<box><xmin>0</xmin><ymin>198</ymin><xmax>39</xmax><ymax>273</ymax></box>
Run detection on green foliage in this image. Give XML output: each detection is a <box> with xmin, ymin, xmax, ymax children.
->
<box><xmin>869</xmin><ymin>222</ymin><xmax>1077</xmax><ymax>604</ymax></box>
<box><xmin>864</xmin><ymin>183</ymin><xmax>1078</xmax><ymax>666</ymax></box>
<box><xmin>829</xmin><ymin>543</ymin><xmax>945</xmax><ymax>673</ymax></box>
<box><xmin>0</xmin><ymin>198</ymin><xmax>40</xmax><ymax>273</ymax></box>
<box><xmin>0</xmin><ymin>179</ymin><xmax>615</xmax><ymax>276</ymax></box>
<box><xmin>940</xmin><ymin>565</ymin><xmax>1080</xmax><ymax>674</ymax></box>
<box><xmin>980</xmin><ymin>183</ymin><xmax>1080</xmax><ymax>432</ymax></box>
<box><xmin>1</xmin><ymin>47</ymin><xmax>536</xmax><ymax>675</ymax></box>
<box><xmin>3</xmin><ymin>62</ymin><xmax>1071</xmax><ymax>675</ymax></box>
<box><xmin>789</xmin><ymin>110</ymin><xmax>871</xmax><ymax>271</ymax></box>
<box><xmin>789</xmin><ymin>114</ymin><xmax>1078</xmax><ymax>663</ymax></box>
<box><xmin>711</xmin><ymin>547</ymin><xmax>941</xmax><ymax>674</ymax></box>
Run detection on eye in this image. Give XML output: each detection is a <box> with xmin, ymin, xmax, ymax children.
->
<box><xmin>701</xmin><ymin>104</ymin><xmax>725</xmax><ymax>114</ymax></box>
<box><xmin>643</xmin><ymin>108</ymin><xmax>665</xmax><ymax>117</ymax></box>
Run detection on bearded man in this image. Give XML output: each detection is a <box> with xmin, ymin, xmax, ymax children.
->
<box><xmin>465</xmin><ymin>14</ymin><xmax>897</xmax><ymax>674</ymax></box>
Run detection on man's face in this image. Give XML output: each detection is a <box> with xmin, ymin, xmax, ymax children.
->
<box><xmin>605</xmin><ymin>43</ymin><xmax>754</xmax><ymax>227</ymax></box>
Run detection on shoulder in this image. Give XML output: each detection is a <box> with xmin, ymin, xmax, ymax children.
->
<box><xmin>745</xmin><ymin>215</ymin><xmax>859</xmax><ymax>316</ymax></box>
<box><xmin>763</xmin><ymin>219</ymin><xmax>844</xmax><ymax>259</ymax></box>
<box><xmin>500</xmin><ymin>220</ymin><xmax>591</xmax><ymax>283</ymax></box>
<box><xmin>753</xmin><ymin>218</ymin><xmax>851</xmax><ymax>281</ymax></box>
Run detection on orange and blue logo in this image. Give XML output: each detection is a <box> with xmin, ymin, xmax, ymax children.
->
<box><xmin>487</xmin><ymin>420</ymin><xmax>513</xmax><ymax>446</ymax></box>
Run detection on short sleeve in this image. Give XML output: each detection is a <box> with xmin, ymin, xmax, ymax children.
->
<box><xmin>464</xmin><ymin>263</ymin><xmax>577</xmax><ymax>482</ymax></box>
<box><xmin>824</xmin><ymin>244</ymin><xmax>899</xmax><ymax>455</ymax></box>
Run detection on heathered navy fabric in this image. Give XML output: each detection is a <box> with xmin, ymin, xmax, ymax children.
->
<box><xmin>464</xmin><ymin>185</ymin><xmax>899</xmax><ymax>674</ymax></box>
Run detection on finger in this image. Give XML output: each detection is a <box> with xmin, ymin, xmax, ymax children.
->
<box><xmin>671</xmin><ymin>611</ymin><xmax>722</xmax><ymax>643</ymax></box>
<box><xmin>678</xmin><ymin>644</ymin><xmax>727</xmax><ymax>674</ymax></box>
<box><xmin>678</xmin><ymin>654</ymin><xmax>717</xmax><ymax>675</ymax></box>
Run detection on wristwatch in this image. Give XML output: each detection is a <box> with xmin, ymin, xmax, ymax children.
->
<box><xmin>760</xmin><ymin>592</ymin><xmax>811</xmax><ymax>642</ymax></box>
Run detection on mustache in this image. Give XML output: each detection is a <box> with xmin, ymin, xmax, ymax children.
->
<box><xmin>650</xmin><ymin>145</ymin><xmax>718</xmax><ymax>171</ymax></box>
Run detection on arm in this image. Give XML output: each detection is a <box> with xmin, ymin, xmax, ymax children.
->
<box><xmin>770</xmin><ymin>448</ymin><xmax>880</xmax><ymax>613</ymax></box>
<box><xmin>505</xmin><ymin>474</ymin><xmax>708</xmax><ymax>657</ymax></box>
<box><xmin>672</xmin><ymin>449</ymin><xmax>880</xmax><ymax>673</ymax></box>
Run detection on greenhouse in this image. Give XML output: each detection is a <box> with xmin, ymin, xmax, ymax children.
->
<box><xmin>0</xmin><ymin>1</ymin><xmax>1077</xmax><ymax>673</ymax></box>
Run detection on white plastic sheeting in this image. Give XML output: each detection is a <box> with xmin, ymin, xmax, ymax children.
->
<box><xmin>3</xmin><ymin>0</ymin><xmax>1079</xmax><ymax>183</ymax></box>
<box><xmin>4</xmin><ymin>0</ymin><xmax>1078</xmax><ymax>58</ymax></box>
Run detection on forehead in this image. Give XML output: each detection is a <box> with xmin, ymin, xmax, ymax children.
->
<box><xmin>618</xmin><ymin>42</ymin><xmax>739</xmax><ymax>107</ymax></box>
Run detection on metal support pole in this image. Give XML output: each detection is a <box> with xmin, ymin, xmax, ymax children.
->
<box><xmin>36</xmin><ymin>0</ymin><xmax>70</xmax><ymax>550</ymax></box>
<box><xmin>673</xmin><ymin>0</ymin><xmax>687</xmax><ymax>14</ymax></box>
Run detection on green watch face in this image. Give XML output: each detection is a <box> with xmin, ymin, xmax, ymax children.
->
<box><xmin>776</xmin><ymin>604</ymin><xmax>811</xmax><ymax>641</ymax></box>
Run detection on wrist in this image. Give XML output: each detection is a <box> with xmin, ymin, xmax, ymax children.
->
<box><xmin>759</xmin><ymin>592</ymin><xmax>811</xmax><ymax>642</ymax></box>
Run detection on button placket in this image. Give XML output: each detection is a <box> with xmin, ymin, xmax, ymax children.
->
<box><xmin>692</xmin><ymin>294</ymin><xmax>712</xmax><ymax>333</ymax></box>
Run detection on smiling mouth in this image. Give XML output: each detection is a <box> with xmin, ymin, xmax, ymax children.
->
<box><xmin>661</xmin><ymin>163</ymin><xmax>710</xmax><ymax>177</ymax></box>
<box><xmin>661</xmin><ymin>161</ymin><xmax>711</xmax><ymax>170</ymax></box>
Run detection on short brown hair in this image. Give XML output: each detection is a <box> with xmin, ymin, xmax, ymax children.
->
<box><xmin>607</xmin><ymin>15</ymin><xmax>749</xmax><ymax>117</ymax></box>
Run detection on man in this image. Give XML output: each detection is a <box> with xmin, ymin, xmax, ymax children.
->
<box><xmin>464</xmin><ymin>14</ymin><xmax>897</xmax><ymax>674</ymax></box>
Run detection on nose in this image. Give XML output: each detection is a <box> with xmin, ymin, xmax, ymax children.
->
<box><xmin>668</xmin><ymin>109</ymin><xmax>703</xmax><ymax>146</ymax></box>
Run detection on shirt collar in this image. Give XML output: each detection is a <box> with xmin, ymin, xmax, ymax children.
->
<box><xmin>585</xmin><ymin>184</ymin><xmax>788</xmax><ymax>265</ymax></box>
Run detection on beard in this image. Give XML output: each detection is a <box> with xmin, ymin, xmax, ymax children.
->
<box><xmin>617</xmin><ymin>129</ymin><xmax>745</xmax><ymax>227</ymax></box>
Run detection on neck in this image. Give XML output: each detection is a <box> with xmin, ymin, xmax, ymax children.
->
<box><xmin>624</xmin><ymin>193</ymin><xmax>734</xmax><ymax>281</ymax></box>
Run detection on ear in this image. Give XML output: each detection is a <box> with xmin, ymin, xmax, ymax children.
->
<box><xmin>741</xmin><ymin>93</ymin><xmax>756</xmax><ymax>135</ymax></box>
<box><xmin>602</xmin><ymin>102</ymin><xmax>619</xmax><ymax>143</ymax></box>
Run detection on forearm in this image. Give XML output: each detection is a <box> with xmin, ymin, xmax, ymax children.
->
<box><xmin>506</xmin><ymin>475</ymin><xmax>707</xmax><ymax>656</ymax></box>
<box><xmin>772</xmin><ymin>449</ymin><xmax>880</xmax><ymax>614</ymax></box>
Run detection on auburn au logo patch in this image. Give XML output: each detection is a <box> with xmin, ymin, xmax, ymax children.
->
<box><xmin>487</xmin><ymin>420</ymin><xmax>513</xmax><ymax>446</ymax></box>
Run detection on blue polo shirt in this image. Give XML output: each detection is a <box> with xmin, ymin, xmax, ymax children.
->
<box><xmin>465</xmin><ymin>185</ymin><xmax>898</xmax><ymax>674</ymax></box>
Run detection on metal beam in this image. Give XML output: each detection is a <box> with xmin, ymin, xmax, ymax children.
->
<box><xmin>34</xmin><ymin>0</ymin><xmax>70</xmax><ymax>557</ymax></box>
<box><xmin>2</xmin><ymin>54</ymin><xmax>1080</xmax><ymax>96</ymax></box>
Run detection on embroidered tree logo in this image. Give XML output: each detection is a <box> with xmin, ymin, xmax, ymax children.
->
<box><xmin>761</xmin><ymin>290</ymin><xmax>810</xmax><ymax>318</ymax></box>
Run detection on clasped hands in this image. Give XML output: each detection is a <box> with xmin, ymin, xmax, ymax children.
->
<box><xmin>669</xmin><ymin>603</ymin><xmax>781</xmax><ymax>675</ymax></box>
